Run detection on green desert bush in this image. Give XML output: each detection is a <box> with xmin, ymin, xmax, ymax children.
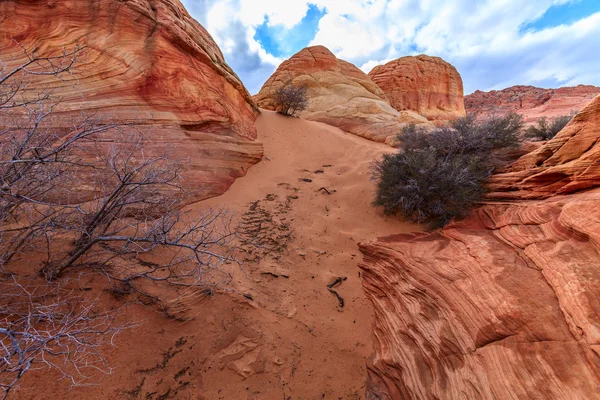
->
<box><xmin>524</xmin><ymin>114</ymin><xmax>573</xmax><ymax>140</ymax></box>
<box><xmin>372</xmin><ymin>113</ymin><xmax>523</xmax><ymax>229</ymax></box>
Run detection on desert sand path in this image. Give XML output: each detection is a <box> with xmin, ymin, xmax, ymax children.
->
<box><xmin>193</xmin><ymin>110</ymin><xmax>419</xmax><ymax>399</ymax></box>
<box><xmin>20</xmin><ymin>110</ymin><xmax>418</xmax><ymax>400</ymax></box>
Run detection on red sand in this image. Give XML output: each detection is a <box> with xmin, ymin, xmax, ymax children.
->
<box><xmin>17</xmin><ymin>110</ymin><xmax>419</xmax><ymax>399</ymax></box>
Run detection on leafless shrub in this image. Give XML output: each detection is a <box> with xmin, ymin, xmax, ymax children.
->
<box><xmin>0</xmin><ymin>275</ymin><xmax>126</xmax><ymax>399</ymax></box>
<box><xmin>0</xmin><ymin>43</ymin><xmax>239</xmax><ymax>395</ymax></box>
<box><xmin>0</xmin><ymin>44</ymin><xmax>83</xmax><ymax>110</ymax></box>
<box><xmin>0</xmin><ymin>43</ymin><xmax>101</xmax><ymax>265</ymax></box>
<box><xmin>32</xmin><ymin>132</ymin><xmax>239</xmax><ymax>312</ymax></box>
<box><xmin>1</xmin><ymin>44</ymin><xmax>237</xmax><ymax>305</ymax></box>
<box><xmin>272</xmin><ymin>82</ymin><xmax>309</xmax><ymax>117</ymax></box>
<box><xmin>0</xmin><ymin>108</ymin><xmax>124</xmax><ymax>266</ymax></box>
<box><xmin>0</xmin><ymin>44</ymin><xmax>130</xmax><ymax>398</ymax></box>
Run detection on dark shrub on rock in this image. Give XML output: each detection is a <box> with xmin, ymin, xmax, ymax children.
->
<box><xmin>372</xmin><ymin>113</ymin><xmax>523</xmax><ymax>229</ymax></box>
<box><xmin>524</xmin><ymin>114</ymin><xmax>573</xmax><ymax>140</ymax></box>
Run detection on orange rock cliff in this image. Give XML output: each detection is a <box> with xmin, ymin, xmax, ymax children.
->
<box><xmin>368</xmin><ymin>55</ymin><xmax>466</xmax><ymax>123</ymax></box>
<box><xmin>465</xmin><ymin>84</ymin><xmax>600</xmax><ymax>123</ymax></box>
<box><xmin>0</xmin><ymin>0</ymin><xmax>263</xmax><ymax>202</ymax></box>
<box><xmin>359</xmin><ymin>95</ymin><xmax>600</xmax><ymax>399</ymax></box>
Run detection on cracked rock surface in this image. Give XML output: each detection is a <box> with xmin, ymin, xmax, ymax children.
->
<box><xmin>367</xmin><ymin>55</ymin><xmax>466</xmax><ymax>123</ymax></box>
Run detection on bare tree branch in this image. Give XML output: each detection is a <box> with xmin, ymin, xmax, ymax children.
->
<box><xmin>0</xmin><ymin>275</ymin><xmax>128</xmax><ymax>399</ymax></box>
<box><xmin>0</xmin><ymin>42</ymin><xmax>241</xmax><ymax>396</ymax></box>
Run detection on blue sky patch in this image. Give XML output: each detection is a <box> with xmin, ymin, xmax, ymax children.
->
<box><xmin>254</xmin><ymin>4</ymin><xmax>326</xmax><ymax>58</ymax></box>
<box><xmin>191</xmin><ymin>0</ymin><xmax>600</xmax><ymax>94</ymax></box>
<box><xmin>521</xmin><ymin>0</ymin><xmax>600</xmax><ymax>32</ymax></box>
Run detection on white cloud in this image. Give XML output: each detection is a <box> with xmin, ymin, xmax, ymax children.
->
<box><xmin>360</xmin><ymin>58</ymin><xmax>393</xmax><ymax>74</ymax></box>
<box><xmin>181</xmin><ymin>0</ymin><xmax>600</xmax><ymax>94</ymax></box>
<box><xmin>181</xmin><ymin>0</ymin><xmax>294</xmax><ymax>94</ymax></box>
<box><xmin>241</xmin><ymin>0</ymin><xmax>312</xmax><ymax>28</ymax></box>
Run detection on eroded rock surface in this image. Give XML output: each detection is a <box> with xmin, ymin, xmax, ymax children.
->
<box><xmin>0</xmin><ymin>0</ymin><xmax>262</xmax><ymax>202</ymax></box>
<box><xmin>255</xmin><ymin>46</ymin><xmax>432</xmax><ymax>145</ymax></box>
<box><xmin>465</xmin><ymin>84</ymin><xmax>600</xmax><ymax>124</ymax></box>
<box><xmin>368</xmin><ymin>55</ymin><xmax>466</xmax><ymax>123</ymax></box>
<box><xmin>359</xmin><ymin>95</ymin><xmax>600</xmax><ymax>399</ymax></box>
<box><xmin>488</xmin><ymin>95</ymin><xmax>600</xmax><ymax>200</ymax></box>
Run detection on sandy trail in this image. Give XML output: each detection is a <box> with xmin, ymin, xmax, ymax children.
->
<box><xmin>19</xmin><ymin>110</ymin><xmax>418</xmax><ymax>400</ymax></box>
<box><xmin>192</xmin><ymin>110</ymin><xmax>419</xmax><ymax>399</ymax></box>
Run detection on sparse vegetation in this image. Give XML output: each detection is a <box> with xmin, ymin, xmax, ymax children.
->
<box><xmin>372</xmin><ymin>113</ymin><xmax>524</xmax><ymax>229</ymax></box>
<box><xmin>0</xmin><ymin>45</ymin><xmax>238</xmax><ymax>396</ymax></box>
<box><xmin>524</xmin><ymin>114</ymin><xmax>574</xmax><ymax>140</ymax></box>
<box><xmin>272</xmin><ymin>82</ymin><xmax>309</xmax><ymax>117</ymax></box>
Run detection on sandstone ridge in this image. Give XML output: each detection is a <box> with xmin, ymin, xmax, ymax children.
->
<box><xmin>488</xmin><ymin>94</ymin><xmax>600</xmax><ymax>199</ymax></box>
<box><xmin>465</xmin><ymin>84</ymin><xmax>600</xmax><ymax>124</ymax></box>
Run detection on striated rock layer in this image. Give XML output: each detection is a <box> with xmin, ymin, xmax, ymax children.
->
<box><xmin>368</xmin><ymin>55</ymin><xmax>466</xmax><ymax>123</ymax></box>
<box><xmin>488</xmin><ymin>95</ymin><xmax>600</xmax><ymax>200</ymax></box>
<box><xmin>359</xmin><ymin>95</ymin><xmax>600</xmax><ymax>399</ymax></box>
<box><xmin>465</xmin><ymin>84</ymin><xmax>600</xmax><ymax>124</ymax></box>
<box><xmin>0</xmin><ymin>0</ymin><xmax>262</xmax><ymax>202</ymax></box>
<box><xmin>255</xmin><ymin>46</ymin><xmax>432</xmax><ymax>145</ymax></box>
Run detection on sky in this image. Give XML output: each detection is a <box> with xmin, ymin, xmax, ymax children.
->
<box><xmin>181</xmin><ymin>0</ymin><xmax>600</xmax><ymax>95</ymax></box>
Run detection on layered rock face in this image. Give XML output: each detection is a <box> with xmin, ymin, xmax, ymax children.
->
<box><xmin>255</xmin><ymin>46</ymin><xmax>432</xmax><ymax>145</ymax></box>
<box><xmin>465</xmin><ymin>85</ymin><xmax>600</xmax><ymax>124</ymax></box>
<box><xmin>0</xmin><ymin>0</ymin><xmax>262</xmax><ymax>202</ymax></box>
<box><xmin>368</xmin><ymin>55</ymin><xmax>466</xmax><ymax>123</ymax></box>
<box><xmin>488</xmin><ymin>95</ymin><xmax>600</xmax><ymax>200</ymax></box>
<box><xmin>359</xmin><ymin>95</ymin><xmax>600</xmax><ymax>399</ymax></box>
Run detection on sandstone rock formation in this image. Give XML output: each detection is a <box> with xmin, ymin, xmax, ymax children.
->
<box><xmin>255</xmin><ymin>46</ymin><xmax>432</xmax><ymax>145</ymax></box>
<box><xmin>359</xmin><ymin>95</ymin><xmax>600</xmax><ymax>399</ymax></box>
<box><xmin>0</xmin><ymin>0</ymin><xmax>262</xmax><ymax>202</ymax></box>
<box><xmin>368</xmin><ymin>55</ymin><xmax>466</xmax><ymax>123</ymax></box>
<box><xmin>465</xmin><ymin>84</ymin><xmax>600</xmax><ymax>124</ymax></box>
<box><xmin>487</xmin><ymin>95</ymin><xmax>600</xmax><ymax>200</ymax></box>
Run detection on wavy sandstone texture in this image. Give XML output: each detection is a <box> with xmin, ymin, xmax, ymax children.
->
<box><xmin>488</xmin><ymin>95</ymin><xmax>600</xmax><ymax>200</ymax></box>
<box><xmin>368</xmin><ymin>55</ymin><xmax>466</xmax><ymax>123</ymax></box>
<box><xmin>359</xmin><ymin>95</ymin><xmax>600</xmax><ymax>399</ymax></box>
<box><xmin>465</xmin><ymin>85</ymin><xmax>600</xmax><ymax>123</ymax></box>
<box><xmin>0</xmin><ymin>0</ymin><xmax>262</xmax><ymax>202</ymax></box>
<box><xmin>255</xmin><ymin>46</ymin><xmax>433</xmax><ymax>145</ymax></box>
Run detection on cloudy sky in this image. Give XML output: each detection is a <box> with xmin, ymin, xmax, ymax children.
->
<box><xmin>181</xmin><ymin>0</ymin><xmax>600</xmax><ymax>95</ymax></box>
